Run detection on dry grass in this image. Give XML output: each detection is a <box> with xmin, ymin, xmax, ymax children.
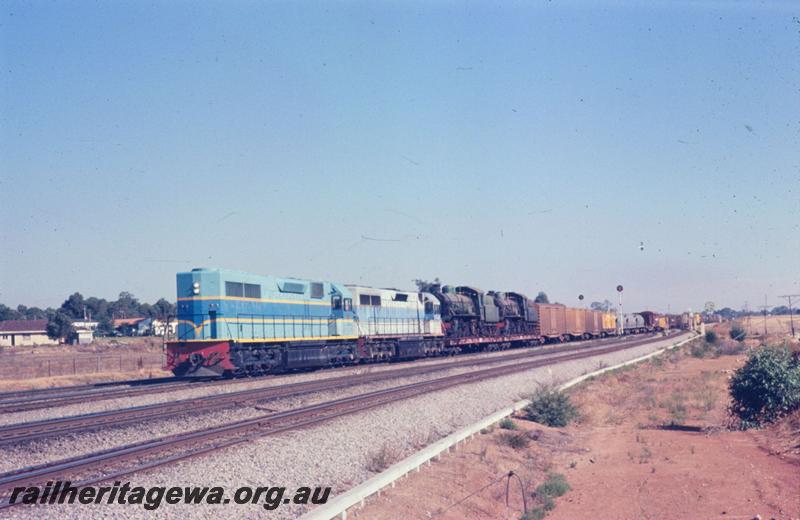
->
<box><xmin>570</xmin><ymin>343</ymin><xmax>734</xmax><ymax>430</ymax></box>
<box><xmin>734</xmin><ymin>316</ymin><xmax>799</xmax><ymax>337</ymax></box>
<box><xmin>0</xmin><ymin>368</ymin><xmax>171</xmax><ymax>391</ymax></box>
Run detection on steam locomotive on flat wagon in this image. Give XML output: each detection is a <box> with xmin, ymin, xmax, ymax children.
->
<box><xmin>166</xmin><ymin>268</ymin><xmax>670</xmax><ymax>377</ymax></box>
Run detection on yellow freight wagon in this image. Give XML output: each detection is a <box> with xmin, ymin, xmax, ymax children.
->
<box><xmin>602</xmin><ymin>312</ymin><xmax>617</xmax><ymax>335</ymax></box>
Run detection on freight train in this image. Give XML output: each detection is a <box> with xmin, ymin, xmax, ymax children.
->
<box><xmin>166</xmin><ymin>268</ymin><xmax>670</xmax><ymax>377</ymax></box>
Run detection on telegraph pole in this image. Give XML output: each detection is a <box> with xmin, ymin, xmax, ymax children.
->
<box><xmin>778</xmin><ymin>294</ymin><xmax>799</xmax><ymax>337</ymax></box>
<box><xmin>743</xmin><ymin>301</ymin><xmax>751</xmax><ymax>336</ymax></box>
<box><xmin>758</xmin><ymin>295</ymin><xmax>769</xmax><ymax>337</ymax></box>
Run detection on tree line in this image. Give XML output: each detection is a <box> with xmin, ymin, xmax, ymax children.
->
<box><xmin>0</xmin><ymin>292</ymin><xmax>176</xmax><ymax>339</ymax></box>
<box><xmin>716</xmin><ymin>306</ymin><xmax>797</xmax><ymax>319</ymax></box>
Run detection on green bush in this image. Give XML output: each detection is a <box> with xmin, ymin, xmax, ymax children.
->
<box><xmin>499</xmin><ymin>417</ymin><xmax>519</xmax><ymax>430</ymax></box>
<box><xmin>535</xmin><ymin>472</ymin><xmax>571</xmax><ymax>499</ymax></box>
<box><xmin>498</xmin><ymin>432</ymin><xmax>530</xmax><ymax>450</ymax></box>
<box><xmin>524</xmin><ymin>472</ymin><xmax>571</xmax><ymax>520</ymax></box>
<box><xmin>717</xmin><ymin>340</ymin><xmax>747</xmax><ymax>356</ymax></box>
<box><xmin>729</xmin><ymin>325</ymin><xmax>747</xmax><ymax>342</ymax></box>
<box><xmin>705</xmin><ymin>330</ymin><xmax>718</xmax><ymax>344</ymax></box>
<box><xmin>525</xmin><ymin>387</ymin><xmax>579</xmax><ymax>427</ymax></box>
<box><xmin>690</xmin><ymin>341</ymin><xmax>714</xmax><ymax>358</ymax></box>
<box><xmin>365</xmin><ymin>445</ymin><xmax>396</xmax><ymax>472</ymax></box>
<box><xmin>729</xmin><ymin>346</ymin><xmax>800</xmax><ymax>429</ymax></box>
<box><xmin>520</xmin><ymin>508</ymin><xmax>546</xmax><ymax>520</ymax></box>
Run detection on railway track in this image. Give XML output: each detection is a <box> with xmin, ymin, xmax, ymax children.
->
<box><xmin>0</xmin><ymin>333</ymin><xmax>642</xmax><ymax>414</ymax></box>
<box><xmin>0</xmin><ymin>334</ymin><xmax>672</xmax><ymax>446</ymax></box>
<box><xmin>0</xmin><ymin>378</ymin><xmax>210</xmax><ymax>414</ymax></box>
<box><xmin>0</xmin><ymin>332</ymin><xmax>689</xmax><ymax>508</ymax></box>
<box><xmin>0</xmin><ymin>376</ymin><xmax>183</xmax><ymax>401</ymax></box>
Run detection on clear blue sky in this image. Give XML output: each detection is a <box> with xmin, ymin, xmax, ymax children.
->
<box><xmin>1</xmin><ymin>0</ymin><xmax>798</xmax><ymax>312</ymax></box>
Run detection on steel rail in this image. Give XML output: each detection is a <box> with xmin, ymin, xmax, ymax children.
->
<box><xmin>0</xmin><ymin>376</ymin><xmax>185</xmax><ymax>402</ymax></box>
<box><xmin>0</xmin><ymin>380</ymin><xmax>209</xmax><ymax>414</ymax></box>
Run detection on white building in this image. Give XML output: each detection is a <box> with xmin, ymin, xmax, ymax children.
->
<box><xmin>70</xmin><ymin>319</ymin><xmax>98</xmax><ymax>345</ymax></box>
<box><xmin>0</xmin><ymin>319</ymin><xmax>57</xmax><ymax>347</ymax></box>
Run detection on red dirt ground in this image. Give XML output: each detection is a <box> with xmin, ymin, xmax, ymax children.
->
<box><xmin>353</xmin><ymin>336</ymin><xmax>800</xmax><ymax>520</ymax></box>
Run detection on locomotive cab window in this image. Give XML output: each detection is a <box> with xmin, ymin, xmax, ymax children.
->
<box><xmin>424</xmin><ymin>301</ymin><xmax>433</xmax><ymax>314</ymax></box>
<box><xmin>343</xmin><ymin>298</ymin><xmax>352</xmax><ymax>312</ymax></box>
<box><xmin>332</xmin><ymin>295</ymin><xmax>342</xmax><ymax>310</ymax></box>
<box><xmin>310</xmin><ymin>282</ymin><xmax>324</xmax><ymax>299</ymax></box>
<box><xmin>358</xmin><ymin>294</ymin><xmax>382</xmax><ymax>306</ymax></box>
<box><xmin>279</xmin><ymin>282</ymin><xmax>306</xmax><ymax>294</ymax></box>
<box><xmin>392</xmin><ymin>293</ymin><xmax>408</xmax><ymax>302</ymax></box>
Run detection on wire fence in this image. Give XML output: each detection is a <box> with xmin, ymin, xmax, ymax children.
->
<box><xmin>0</xmin><ymin>353</ymin><xmax>165</xmax><ymax>380</ymax></box>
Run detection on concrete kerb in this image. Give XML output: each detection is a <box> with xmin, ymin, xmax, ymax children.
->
<box><xmin>301</xmin><ymin>332</ymin><xmax>699</xmax><ymax>520</ymax></box>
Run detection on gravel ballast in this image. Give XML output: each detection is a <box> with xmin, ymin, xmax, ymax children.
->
<box><xmin>3</xmin><ymin>333</ymin><xmax>693</xmax><ymax>520</ymax></box>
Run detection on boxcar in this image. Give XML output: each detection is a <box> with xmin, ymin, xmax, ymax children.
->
<box><xmin>638</xmin><ymin>311</ymin><xmax>665</xmax><ymax>332</ymax></box>
<box><xmin>602</xmin><ymin>312</ymin><xmax>617</xmax><ymax>335</ymax></box>
<box><xmin>584</xmin><ymin>310</ymin><xmax>603</xmax><ymax>337</ymax></box>
<box><xmin>564</xmin><ymin>307</ymin><xmax>585</xmax><ymax>339</ymax></box>
<box><xmin>535</xmin><ymin>303</ymin><xmax>567</xmax><ymax>341</ymax></box>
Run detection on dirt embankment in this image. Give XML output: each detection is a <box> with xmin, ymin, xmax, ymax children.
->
<box><xmin>355</xmin><ymin>330</ymin><xmax>800</xmax><ymax>520</ymax></box>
